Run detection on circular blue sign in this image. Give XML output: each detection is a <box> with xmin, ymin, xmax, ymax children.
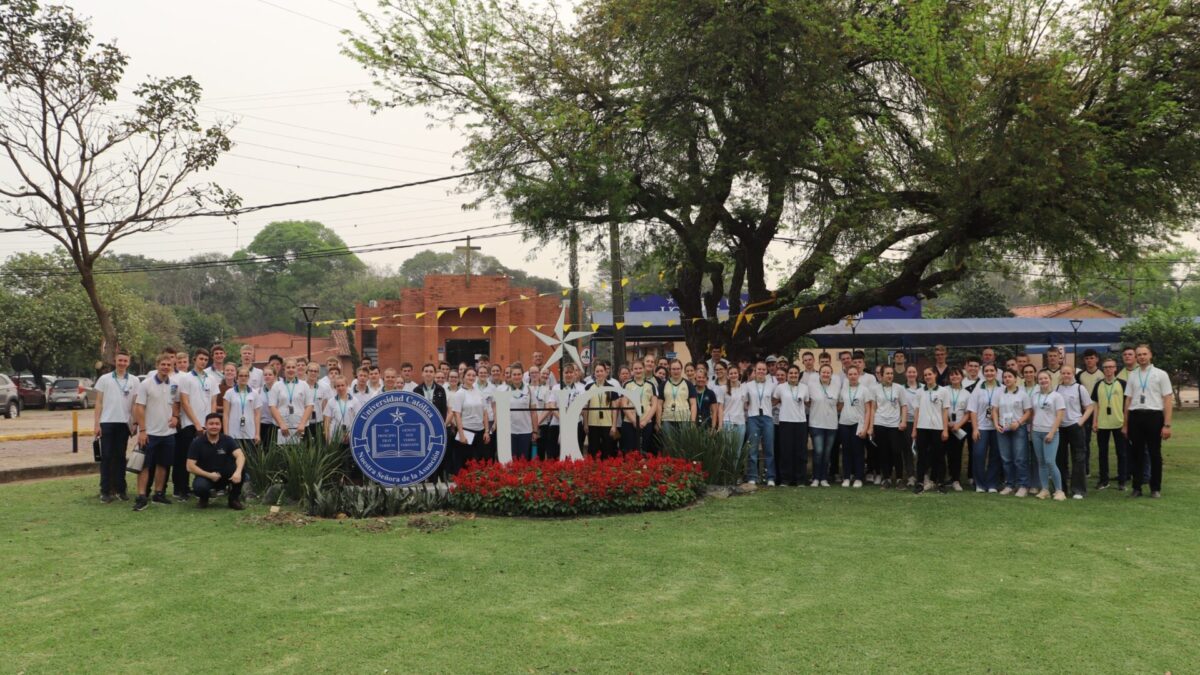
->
<box><xmin>350</xmin><ymin>390</ymin><xmax>447</xmax><ymax>486</ymax></box>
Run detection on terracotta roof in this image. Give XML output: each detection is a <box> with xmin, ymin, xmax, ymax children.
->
<box><xmin>1010</xmin><ymin>299</ymin><xmax>1123</xmax><ymax>318</ymax></box>
<box><xmin>329</xmin><ymin>329</ymin><xmax>352</xmax><ymax>356</ymax></box>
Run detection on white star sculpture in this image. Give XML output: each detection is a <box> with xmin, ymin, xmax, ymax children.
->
<box><xmin>530</xmin><ymin>302</ymin><xmax>595</xmax><ymax>371</ymax></box>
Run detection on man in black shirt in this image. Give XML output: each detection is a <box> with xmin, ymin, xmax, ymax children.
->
<box><xmin>187</xmin><ymin>413</ymin><xmax>246</xmax><ymax>509</ymax></box>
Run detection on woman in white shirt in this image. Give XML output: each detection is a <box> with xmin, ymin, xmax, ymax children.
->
<box><xmin>1030</xmin><ymin>370</ymin><xmax>1067</xmax><ymax>501</ymax></box>
<box><xmin>941</xmin><ymin>367</ymin><xmax>970</xmax><ymax>492</ymax></box>
<box><xmin>774</xmin><ymin>365</ymin><xmax>809</xmax><ymax>487</ymax></box>
<box><xmin>968</xmin><ymin>363</ymin><xmax>1004</xmax><ymax>493</ymax></box>
<box><xmin>837</xmin><ymin>365</ymin><xmax>869</xmax><ymax>487</ymax></box>
<box><xmin>806</xmin><ymin>365</ymin><xmax>839</xmax><ymax>487</ymax></box>
<box><xmin>993</xmin><ymin>369</ymin><xmax>1032</xmax><ymax>496</ymax></box>
<box><xmin>258</xmin><ymin>367</ymin><xmax>278</xmax><ymax>448</ymax></box>
<box><xmin>868</xmin><ymin>365</ymin><xmax>907</xmax><ymax>489</ymax></box>
<box><xmin>911</xmin><ymin>367</ymin><xmax>948</xmax><ymax>494</ymax></box>
<box><xmin>1020</xmin><ymin>363</ymin><xmax>1042</xmax><ymax>494</ymax></box>
<box><xmin>323</xmin><ymin>376</ymin><xmax>360</xmax><ymax>444</ymax></box>
<box><xmin>722</xmin><ymin>366</ymin><xmax>749</xmax><ymax>451</ymax></box>
<box><xmin>223</xmin><ymin>367</ymin><xmax>260</xmax><ymax>445</ymax></box>
<box><xmin>901</xmin><ymin>365</ymin><xmax>923</xmax><ymax>488</ymax></box>
<box><xmin>449</xmin><ymin>368</ymin><xmax>492</xmax><ymax>475</ymax></box>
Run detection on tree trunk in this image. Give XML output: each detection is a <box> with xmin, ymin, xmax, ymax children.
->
<box><xmin>79</xmin><ymin>267</ymin><xmax>118</xmax><ymax>368</ymax></box>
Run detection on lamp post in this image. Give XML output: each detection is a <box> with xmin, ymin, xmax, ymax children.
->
<box><xmin>300</xmin><ymin>303</ymin><xmax>319</xmax><ymax>362</ymax></box>
<box><xmin>846</xmin><ymin>316</ymin><xmax>861</xmax><ymax>337</ymax></box>
<box><xmin>1069</xmin><ymin>318</ymin><xmax>1083</xmax><ymax>370</ymax></box>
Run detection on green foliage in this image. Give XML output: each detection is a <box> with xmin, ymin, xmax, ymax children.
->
<box><xmin>657</xmin><ymin>424</ymin><xmax>750</xmax><ymax>486</ymax></box>
<box><xmin>1120</xmin><ymin>301</ymin><xmax>1200</xmax><ymax>387</ymax></box>
<box><xmin>245</xmin><ymin>436</ymin><xmax>347</xmax><ymax>506</ymax></box>
<box><xmin>307</xmin><ymin>482</ymin><xmax>452</xmax><ymax>519</ymax></box>
<box><xmin>175</xmin><ymin>306</ymin><xmax>235</xmax><ymax>353</ymax></box>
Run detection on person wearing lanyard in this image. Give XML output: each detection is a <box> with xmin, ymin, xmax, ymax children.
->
<box><xmin>132</xmin><ymin>353</ymin><xmax>182</xmax><ymax>511</ymax></box>
<box><xmin>258</xmin><ymin>367</ymin><xmax>278</xmax><ymax>447</ymax></box>
<box><xmin>1019</xmin><ymin>364</ymin><xmax>1042</xmax><ymax>494</ymax></box>
<box><xmin>175</xmin><ymin>348</ymin><xmax>214</xmax><ymax>502</ymax></box>
<box><xmin>269</xmin><ymin>358</ymin><xmax>314</xmax><ymax>446</ymax></box>
<box><xmin>1030</xmin><ymin>370</ymin><xmax>1068</xmax><ymax>500</ymax></box>
<box><xmin>222</xmin><ymin>367</ymin><xmax>260</xmax><ymax>449</ymax></box>
<box><xmin>743</xmin><ymin>361</ymin><xmax>776</xmax><ymax>487</ymax></box>
<box><xmin>1076</xmin><ymin>348</ymin><xmax>1104</xmax><ymax>476</ymax></box>
<box><xmin>837</xmin><ymin>365</ymin><xmax>869</xmax><ymax>488</ymax></box>
<box><xmin>503</xmin><ymin>363</ymin><xmax>539</xmax><ymax>460</ymax></box>
<box><xmin>622</xmin><ymin>361</ymin><xmax>659</xmax><ymax>454</ymax></box>
<box><xmin>417</xmin><ymin>363</ymin><xmax>449</xmax><ymax>420</ymax></box>
<box><xmin>305</xmin><ymin>362</ymin><xmax>330</xmax><ymax>439</ymax></box>
<box><xmin>911</xmin><ymin>367</ymin><xmax>949</xmax><ymax>494</ymax></box>
<box><xmin>556</xmin><ymin>364</ymin><xmax>587</xmax><ymax>455</ymax></box>
<box><xmin>1091</xmin><ymin>359</ymin><xmax>1128</xmax><ymax>490</ymax></box>
<box><xmin>868</xmin><ymin>365</ymin><xmax>907</xmax><ymax>489</ymax></box>
<box><xmin>324</xmin><ymin>377</ymin><xmax>360</xmax><ymax>443</ymax></box>
<box><xmin>967</xmin><ymin>363</ymin><xmax>1003</xmax><ymax>493</ymax></box>
<box><xmin>1056</xmin><ymin>367</ymin><xmax>1095</xmax><ymax>499</ymax></box>
<box><xmin>584</xmin><ymin>363</ymin><xmax>619</xmax><ymax>459</ymax></box>
<box><xmin>694</xmin><ymin>365</ymin><xmax>722</xmax><ymax>431</ymax></box>
<box><xmin>993</xmin><ymin>368</ymin><xmax>1033</xmax><ymax>497</ymax></box>
<box><xmin>942</xmin><ymin>367</ymin><xmax>969</xmax><ymax>492</ymax></box>
<box><xmin>722</xmin><ymin>366</ymin><xmax>749</xmax><ymax>453</ymax></box>
<box><xmin>449</xmin><ymin>368</ymin><xmax>492</xmax><ymax>472</ymax></box>
<box><xmin>659</xmin><ymin>359</ymin><xmax>697</xmax><ymax>436</ymax></box>
<box><xmin>93</xmin><ymin>349</ymin><xmax>138</xmax><ymax>503</ymax></box>
<box><xmin>806</xmin><ymin>364</ymin><xmax>839</xmax><ymax>487</ymax></box>
<box><xmin>1122</xmin><ymin>344</ymin><xmax>1174</xmax><ymax>498</ymax></box>
<box><xmin>900</xmin><ymin>365</ymin><xmax>922</xmax><ymax>488</ymax></box>
<box><xmin>215</xmin><ymin>362</ymin><xmax>236</xmax><ymax>421</ymax></box>
<box><xmin>773</xmin><ymin>365</ymin><xmax>808</xmax><ymax>487</ymax></box>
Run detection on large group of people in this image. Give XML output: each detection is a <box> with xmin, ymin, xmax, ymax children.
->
<box><xmin>91</xmin><ymin>339</ymin><xmax>1176</xmax><ymax>512</ymax></box>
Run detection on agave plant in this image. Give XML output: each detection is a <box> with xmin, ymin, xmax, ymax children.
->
<box><xmin>279</xmin><ymin>435</ymin><xmax>347</xmax><ymax>504</ymax></box>
<box><xmin>657</xmin><ymin>424</ymin><xmax>749</xmax><ymax>486</ymax></box>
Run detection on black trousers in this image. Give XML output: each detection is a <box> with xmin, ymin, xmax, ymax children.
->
<box><xmin>99</xmin><ymin>422</ymin><xmax>130</xmax><ymax>496</ymax></box>
<box><xmin>172</xmin><ymin>425</ymin><xmax>197</xmax><ymax>495</ymax></box>
<box><xmin>1128</xmin><ymin>410</ymin><xmax>1165</xmax><ymax>492</ymax></box>
<box><xmin>873</xmin><ymin>425</ymin><xmax>904</xmax><ymax>481</ymax></box>
<box><xmin>829</xmin><ymin>423</ymin><xmax>842</xmax><ymax>476</ymax></box>
<box><xmin>1057</xmin><ymin>423</ymin><xmax>1089</xmax><ymax>496</ymax></box>
<box><xmin>1095</xmin><ymin>427</ymin><xmax>1127</xmax><ymax>484</ymax></box>
<box><xmin>587</xmin><ymin>425</ymin><xmax>618</xmax><ymax>459</ymax></box>
<box><xmin>538</xmin><ymin>424</ymin><xmax>559</xmax><ymax>460</ymax></box>
<box><xmin>915</xmin><ymin>429</ymin><xmax>945</xmax><ymax>486</ymax></box>
<box><xmin>943</xmin><ymin>421</ymin><xmax>970</xmax><ymax>484</ymax></box>
<box><xmin>777</xmin><ymin>421</ymin><xmax>808</xmax><ymax>485</ymax></box>
<box><xmin>192</xmin><ymin>474</ymin><xmax>243</xmax><ymax>502</ymax></box>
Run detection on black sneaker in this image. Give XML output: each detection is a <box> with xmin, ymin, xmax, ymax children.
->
<box><xmin>1129</xmin><ymin>489</ymin><xmax>1143</xmax><ymax>498</ymax></box>
<box><xmin>100</xmin><ymin>493</ymin><xmax>113</xmax><ymax>504</ymax></box>
<box><xmin>152</xmin><ymin>493</ymin><xmax>173</xmax><ymax>505</ymax></box>
<box><xmin>197</xmin><ymin>496</ymin><xmax>209</xmax><ymax>509</ymax></box>
<box><xmin>913</xmin><ymin>485</ymin><xmax>924</xmax><ymax>495</ymax></box>
<box><xmin>174</xmin><ymin>492</ymin><xmax>191</xmax><ymax>502</ymax></box>
<box><xmin>133</xmin><ymin>496</ymin><xmax>149</xmax><ymax>512</ymax></box>
<box><xmin>116</xmin><ymin>492</ymin><xmax>129</xmax><ymax>501</ymax></box>
<box><xmin>228</xmin><ymin>499</ymin><xmax>245</xmax><ymax>511</ymax></box>
<box><xmin>938</xmin><ymin>485</ymin><xmax>948</xmax><ymax>494</ymax></box>
<box><xmin>1117</xmin><ymin>482</ymin><xmax>1126</xmax><ymax>491</ymax></box>
<box><xmin>1096</xmin><ymin>481</ymin><xmax>1109</xmax><ymax>491</ymax></box>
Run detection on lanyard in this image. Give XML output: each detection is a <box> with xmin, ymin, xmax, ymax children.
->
<box><xmin>669</xmin><ymin>379</ymin><xmax>687</xmax><ymax>405</ymax></box>
<box><xmin>113</xmin><ymin>371</ymin><xmax>131</xmax><ymax>396</ymax></box>
<box><xmin>982</xmin><ymin>381</ymin><xmax>997</xmax><ymax>406</ymax></box>
<box><xmin>755</xmin><ymin>381</ymin><xmax>768</xmax><ymax>410</ymax></box>
<box><xmin>1137</xmin><ymin>367</ymin><xmax>1151</xmax><ymax>394</ymax></box>
<box><xmin>192</xmin><ymin>370</ymin><xmax>207</xmax><ymax>392</ymax></box>
<box><xmin>284</xmin><ymin>379</ymin><xmax>297</xmax><ymax>405</ymax></box>
<box><xmin>337</xmin><ymin>398</ymin><xmax>349</xmax><ymax>421</ymax></box>
<box><xmin>789</xmin><ymin>384</ymin><xmax>802</xmax><ymax>403</ymax></box>
<box><xmin>848</xmin><ymin>385</ymin><xmax>859</xmax><ymax>406</ymax></box>
<box><xmin>950</xmin><ymin>387</ymin><xmax>961</xmax><ymax>410</ymax></box>
<box><xmin>820</xmin><ymin>382</ymin><xmax>833</xmax><ymax>400</ymax></box>
<box><xmin>884</xmin><ymin>385</ymin><xmax>895</xmax><ymax>404</ymax></box>
<box><xmin>1036</xmin><ymin>391</ymin><xmax>1050</xmax><ymax>409</ymax></box>
<box><xmin>1102</xmin><ymin>381</ymin><xmax>1118</xmax><ymax>405</ymax></box>
<box><xmin>237</xmin><ymin>386</ymin><xmax>249</xmax><ymax>412</ymax></box>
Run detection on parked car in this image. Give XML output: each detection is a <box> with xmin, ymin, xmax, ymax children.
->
<box><xmin>47</xmin><ymin>378</ymin><xmax>97</xmax><ymax>410</ymax></box>
<box><xmin>15</xmin><ymin>376</ymin><xmax>47</xmax><ymax>409</ymax></box>
<box><xmin>0</xmin><ymin>374</ymin><xmax>20</xmax><ymax>418</ymax></box>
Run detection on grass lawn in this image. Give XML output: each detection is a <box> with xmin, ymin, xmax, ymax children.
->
<box><xmin>2</xmin><ymin>411</ymin><xmax>1199</xmax><ymax>673</ymax></box>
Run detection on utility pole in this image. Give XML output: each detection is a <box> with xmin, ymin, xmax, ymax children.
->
<box><xmin>1127</xmin><ymin>261</ymin><xmax>1135</xmax><ymax>316</ymax></box>
<box><xmin>456</xmin><ymin>235</ymin><xmax>481</xmax><ymax>287</ymax></box>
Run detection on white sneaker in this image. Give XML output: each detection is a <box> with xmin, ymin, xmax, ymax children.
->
<box><xmin>748</xmin><ymin>479</ymin><xmax>757</xmax><ymax>485</ymax></box>
<box><xmin>975</xmin><ymin>487</ymin><xmax>986</xmax><ymax>493</ymax></box>
<box><xmin>1072</xmin><ymin>494</ymin><xmax>1083</xmax><ymax>500</ymax></box>
<box><xmin>865</xmin><ymin>473</ymin><xmax>875</xmax><ymax>482</ymax></box>
<box><xmin>766</xmin><ymin>480</ymin><xmax>776</xmax><ymax>487</ymax></box>
<box><xmin>1053</xmin><ymin>490</ymin><xmax>1067</xmax><ymax>501</ymax></box>
<box><xmin>1015</xmin><ymin>487</ymin><xmax>1028</xmax><ymax>498</ymax></box>
<box><xmin>952</xmin><ymin>481</ymin><xmax>963</xmax><ymax>492</ymax></box>
<box><xmin>987</xmin><ymin>488</ymin><xmax>999</xmax><ymax>494</ymax></box>
<box><xmin>923</xmin><ymin>480</ymin><xmax>936</xmax><ymax>491</ymax></box>
<box><xmin>820</xmin><ymin>480</ymin><xmax>831</xmax><ymax>487</ymax></box>
<box><xmin>874</xmin><ymin>476</ymin><xmax>882</xmax><ymax>485</ymax></box>
<box><xmin>841</xmin><ymin>479</ymin><xmax>851</xmax><ymax>488</ymax></box>
<box><xmin>999</xmin><ymin>487</ymin><xmax>1014</xmax><ymax>496</ymax></box>
<box><xmin>906</xmin><ymin>477</ymin><xmax>915</xmax><ymax>487</ymax></box>
<box><xmin>853</xmin><ymin>480</ymin><xmax>863</xmax><ymax>488</ymax></box>
<box><xmin>810</xmin><ymin>479</ymin><xmax>819</xmax><ymax>488</ymax></box>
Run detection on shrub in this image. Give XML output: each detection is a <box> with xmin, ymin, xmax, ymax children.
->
<box><xmin>449</xmin><ymin>453</ymin><xmax>707</xmax><ymax>517</ymax></box>
<box><xmin>657</xmin><ymin>424</ymin><xmax>749</xmax><ymax>486</ymax></box>
<box><xmin>306</xmin><ymin>481</ymin><xmax>452</xmax><ymax>519</ymax></box>
<box><xmin>246</xmin><ymin>436</ymin><xmax>346</xmax><ymax>505</ymax></box>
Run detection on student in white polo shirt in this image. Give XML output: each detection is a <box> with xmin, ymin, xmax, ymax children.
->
<box><xmin>93</xmin><ymin>349</ymin><xmax>138</xmax><ymax>503</ymax></box>
<box><xmin>222</xmin><ymin>366</ymin><xmax>260</xmax><ymax>446</ymax></box>
<box><xmin>174</xmin><ymin>348</ymin><xmax>215</xmax><ymax>501</ymax></box>
<box><xmin>1122</xmin><ymin>344</ymin><xmax>1174</xmax><ymax>498</ymax></box>
<box><xmin>240</xmin><ymin>345</ymin><xmax>264</xmax><ymax>392</ymax></box>
<box><xmin>774</xmin><ymin>364</ymin><xmax>809</xmax><ymax>487</ymax></box>
<box><xmin>324</xmin><ymin>376</ymin><xmax>361</xmax><ymax>444</ymax></box>
<box><xmin>868</xmin><ymin>365</ymin><xmax>908</xmax><ymax>489</ymax></box>
<box><xmin>1056</xmin><ymin>367</ymin><xmax>1095</xmax><ymax>499</ymax></box>
<box><xmin>269</xmin><ymin>358</ymin><xmax>315</xmax><ymax>445</ymax></box>
<box><xmin>132</xmin><ymin>352</ymin><xmax>181</xmax><ymax>511</ymax></box>
<box><xmin>316</xmin><ymin>356</ymin><xmax>340</xmax><ymax>390</ymax></box>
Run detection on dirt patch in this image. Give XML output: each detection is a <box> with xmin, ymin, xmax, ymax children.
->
<box><xmin>245</xmin><ymin>511</ymin><xmax>313</xmax><ymax>527</ymax></box>
<box><xmin>406</xmin><ymin>514</ymin><xmax>458</xmax><ymax>533</ymax></box>
<box><xmin>353</xmin><ymin>518</ymin><xmax>392</xmax><ymax>533</ymax></box>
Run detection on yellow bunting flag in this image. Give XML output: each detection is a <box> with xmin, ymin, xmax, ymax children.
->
<box><xmin>436</xmin><ymin>309</ymin><xmax>447</xmax><ymax>319</ymax></box>
<box><xmin>370</xmin><ymin>316</ymin><xmax>381</xmax><ymax>322</ymax></box>
<box><xmin>642</xmin><ymin>321</ymin><xmax>652</xmax><ymax>328</ymax></box>
<box><xmin>498</xmin><ymin>300</ymin><xmax>507</xmax><ymax>306</ymax></box>
<box><xmin>591</xmin><ymin>323</ymin><xmax>600</xmax><ymax>332</ymax></box>
<box><xmin>561</xmin><ymin>289</ymin><xmax>570</xmax><ymax>297</ymax></box>
<box><xmin>392</xmin><ymin>313</ymin><xmax>403</xmax><ymax>318</ymax></box>
<box><xmin>478</xmin><ymin>304</ymin><xmax>486</xmax><ymax>312</ymax></box>
<box><xmin>620</xmin><ymin>278</ymin><xmax>629</xmax><ymax>287</ymax></box>
<box><xmin>563</xmin><ymin>324</ymin><xmax>571</xmax><ymax>331</ymax></box>
<box><xmin>615</xmin><ymin>322</ymin><xmax>625</xmax><ymax>330</ymax></box>
<box><xmin>450</xmin><ymin>326</ymin><xmax>460</xmax><ymax>333</ymax></box>
<box><xmin>666</xmin><ymin>320</ymin><xmax>677</xmax><ymax>327</ymax></box>
<box><xmin>415</xmin><ymin>312</ymin><xmax>426</xmax><ymax>320</ymax></box>
<box><xmin>458</xmin><ymin>306</ymin><xmax>468</xmax><ymax>317</ymax></box>
<box><xmin>520</xmin><ymin>294</ymin><xmax>529</xmax><ymax>300</ymax></box>
<box><xmin>482</xmin><ymin>325</ymin><xmax>492</xmax><ymax>334</ymax></box>
<box><xmin>508</xmin><ymin>325</ymin><xmax>517</xmax><ymax>334</ymax></box>
<box><xmin>342</xmin><ymin>319</ymin><xmax>355</xmax><ymax>327</ymax></box>
<box><xmin>599</xmin><ymin>282</ymin><xmax>608</xmax><ymax>291</ymax></box>
<box><xmin>537</xmin><ymin>324</ymin><xmax>545</xmax><ymax>331</ymax></box>
<box><xmin>793</xmin><ymin>308</ymin><xmax>801</xmax><ymax>318</ymax></box>
<box><xmin>658</xmin><ymin>271</ymin><xmax>665</xmax><ymax>282</ymax></box>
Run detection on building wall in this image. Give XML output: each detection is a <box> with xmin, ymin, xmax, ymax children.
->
<box><xmin>356</xmin><ymin>275</ymin><xmax>564</xmax><ymax>369</ymax></box>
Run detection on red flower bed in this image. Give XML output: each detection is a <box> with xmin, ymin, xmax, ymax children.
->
<box><xmin>449</xmin><ymin>453</ymin><xmax>707</xmax><ymax>516</ymax></box>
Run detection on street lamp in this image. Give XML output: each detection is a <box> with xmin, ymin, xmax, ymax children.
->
<box><xmin>846</xmin><ymin>315</ymin><xmax>861</xmax><ymax>337</ymax></box>
<box><xmin>1069</xmin><ymin>318</ymin><xmax>1083</xmax><ymax>370</ymax></box>
<box><xmin>300</xmin><ymin>303</ymin><xmax>319</xmax><ymax>362</ymax></box>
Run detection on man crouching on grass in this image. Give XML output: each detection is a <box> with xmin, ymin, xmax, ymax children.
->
<box><xmin>187</xmin><ymin>413</ymin><xmax>246</xmax><ymax>510</ymax></box>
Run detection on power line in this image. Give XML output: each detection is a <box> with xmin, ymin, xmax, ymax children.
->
<box><xmin>252</xmin><ymin>0</ymin><xmax>344</xmax><ymax>30</ymax></box>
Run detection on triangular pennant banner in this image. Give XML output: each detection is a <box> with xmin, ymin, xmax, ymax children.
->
<box><xmin>562</xmin><ymin>324</ymin><xmax>569</xmax><ymax>331</ymax></box>
<box><xmin>436</xmin><ymin>309</ymin><xmax>447</xmax><ymax>319</ymax></box>
<box><xmin>793</xmin><ymin>308</ymin><xmax>801</xmax><ymax>318</ymax></box>
<box><xmin>818</xmin><ymin>303</ymin><xmax>826</xmax><ymax>312</ymax></box>
<box><xmin>591</xmin><ymin>323</ymin><xmax>600</xmax><ymax>331</ymax></box>
<box><xmin>415</xmin><ymin>312</ymin><xmax>426</xmax><ymax>319</ymax></box>
<box><xmin>666</xmin><ymin>320</ymin><xmax>677</xmax><ymax>327</ymax></box>
<box><xmin>537</xmin><ymin>324</ymin><xmax>546</xmax><ymax>331</ymax></box>
<box><xmin>478</xmin><ymin>304</ymin><xmax>486</xmax><ymax>312</ymax></box>
<box><xmin>450</xmin><ymin>326</ymin><xmax>460</xmax><ymax>332</ymax></box>
<box><xmin>458</xmin><ymin>306</ymin><xmax>468</xmax><ymax>317</ymax></box>
<box><xmin>620</xmin><ymin>278</ymin><xmax>629</xmax><ymax>287</ymax></box>
<box><xmin>642</xmin><ymin>321</ymin><xmax>652</xmax><ymax>328</ymax></box>
<box><xmin>520</xmin><ymin>294</ymin><xmax>529</xmax><ymax>300</ymax></box>
<box><xmin>615</xmin><ymin>322</ymin><xmax>625</xmax><ymax>330</ymax></box>
<box><xmin>508</xmin><ymin>325</ymin><xmax>517</xmax><ymax>334</ymax></box>
<box><xmin>482</xmin><ymin>325</ymin><xmax>492</xmax><ymax>334</ymax></box>
<box><xmin>561</xmin><ymin>289</ymin><xmax>569</xmax><ymax>297</ymax></box>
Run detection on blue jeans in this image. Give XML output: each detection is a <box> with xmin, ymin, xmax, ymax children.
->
<box><xmin>745</xmin><ymin>415</ymin><xmax>776</xmax><ymax>483</ymax></box>
<box><xmin>996</xmin><ymin>426</ymin><xmax>1029</xmax><ymax>488</ymax></box>
<box><xmin>810</xmin><ymin>427</ymin><xmax>836</xmax><ymax>481</ymax></box>
<box><xmin>1031</xmin><ymin>430</ymin><xmax>1063</xmax><ymax>492</ymax></box>
<box><xmin>971</xmin><ymin>429</ymin><xmax>1002</xmax><ymax>490</ymax></box>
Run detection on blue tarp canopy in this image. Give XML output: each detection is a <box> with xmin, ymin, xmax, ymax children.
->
<box><xmin>590</xmin><ymin>313</ymin><xmax>1134</xmax><ymax>349</ymax></box>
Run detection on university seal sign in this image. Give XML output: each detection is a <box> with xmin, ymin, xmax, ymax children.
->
<box><xmin>350</xmin><ymin>391</ymin><xmax>447</xmax><ymax>486</ymax></box>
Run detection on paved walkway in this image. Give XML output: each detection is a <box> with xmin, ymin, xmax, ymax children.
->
<box><xmin>0</xmin><ymin>437</ymin><xmax>96</xmax><ymax>483</ymax></box>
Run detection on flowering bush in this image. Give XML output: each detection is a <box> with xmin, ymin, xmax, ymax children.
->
<box><xmin>449</xmin><ymin>453</ymin><xmax>708</xmax><ymax>516</ymax></box>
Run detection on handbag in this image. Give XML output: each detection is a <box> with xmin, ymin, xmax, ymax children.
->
<box><xmin>125</xmin><ymin>445</ymin><xmax>146</xmax><ymax>474</ymax></box>
<box><xmin>92</xmin><ymin>437</ymin><xmax>102</xmax><ymax>462</ymax></box>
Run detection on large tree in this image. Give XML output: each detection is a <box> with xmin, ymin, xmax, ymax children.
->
<box><xmin>347</xmin><ymin>0</ymin><xmax>1200</xmax><ymax>359</ymax></box>
<box><xmin>0</xmin><ymin>1</ymin><xmax>236</xmax><ymax>365</ymax></box>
